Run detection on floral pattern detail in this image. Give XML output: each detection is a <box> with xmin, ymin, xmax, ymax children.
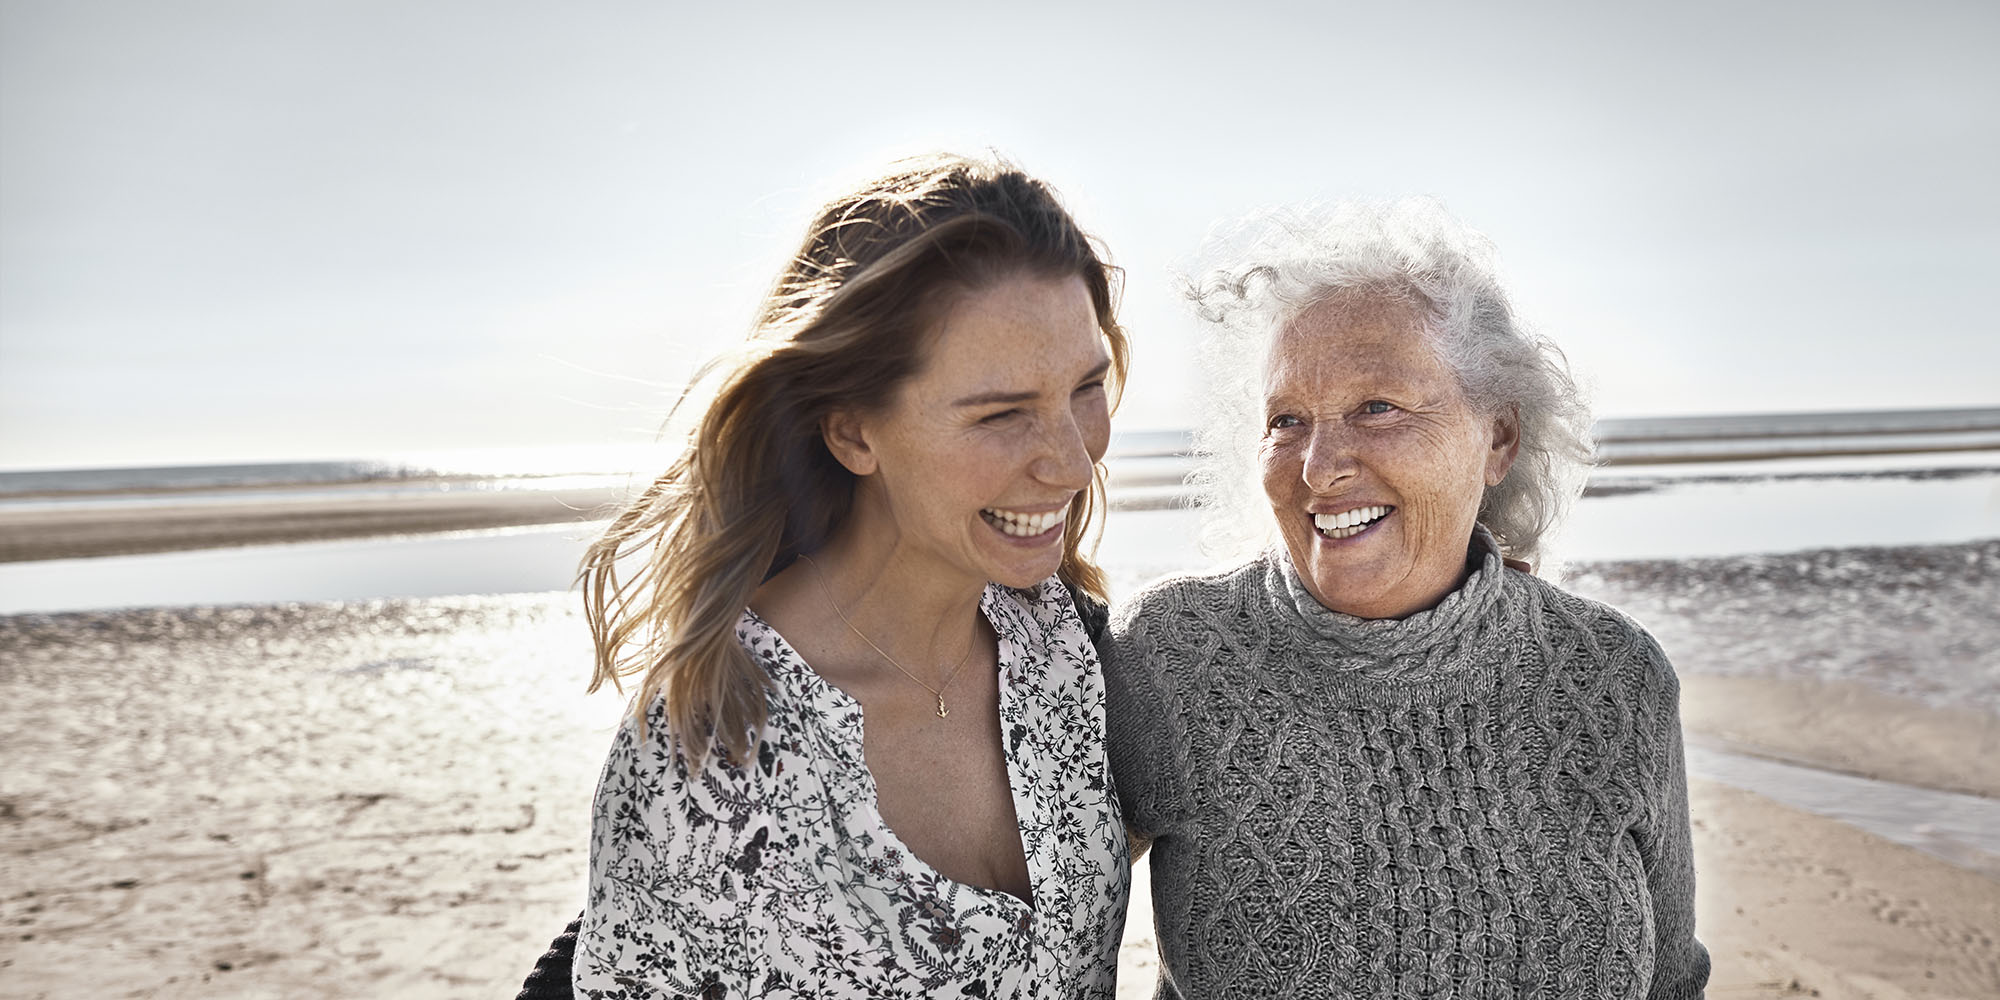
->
<box><xmin>574</xmin><ymin>579</ymin><xmax>1130</xmax><ymax>999</ymax></box>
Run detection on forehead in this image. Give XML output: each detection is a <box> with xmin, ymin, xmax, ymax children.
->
<box><xmin>1265</xmin><ymin>294</ymin><xmax>1452</xmax><ymax>391</ymax></box>
<box><xmin>912</xmin><ymin>274</ymin><xmax>1107</xmax><ymax>393</ymax></box>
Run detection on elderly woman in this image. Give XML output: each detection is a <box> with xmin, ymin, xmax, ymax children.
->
<box><xmin>1106</xmin><ymin>201</ymin><xmax>1708</xmax><ymax>998</ymax></box>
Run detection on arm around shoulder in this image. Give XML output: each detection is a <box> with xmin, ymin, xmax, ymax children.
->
<box><xmin>1102</xmin><ymin>590</ymin><xmax>1197</xmax><ymax>844</ymax></box>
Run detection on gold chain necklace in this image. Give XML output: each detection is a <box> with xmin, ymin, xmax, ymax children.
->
<box><xmin>798</xmin><ymin>554</ymin><xmax>976</xmax><ymax>718</ymax></box>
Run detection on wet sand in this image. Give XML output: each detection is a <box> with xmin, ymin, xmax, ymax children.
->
<box><xmin>0</xmin><ymin>596</ymin><xmax>608</xmax><ymax>999</ymax></box>
<box><xmin>1</xmin><ymin>540</ymin><xmax>1997</xmax><ymax>998</ymax></box>
<box><xmin>0</xmin><ymin>484</ymin><xmax>626</xmax><ymax>563</ymax></box>
<box><xmin>1562</xmin><ymin>539</ymin><xmax>2000</xmax><ymax>800</ymax></box>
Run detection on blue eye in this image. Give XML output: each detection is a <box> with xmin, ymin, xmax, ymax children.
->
<box><xmin>1268</xmin><ymin>413</ymin><xmax>1301</xmax><ymax>430</ymax></box>
<box><xmin>1362</xmin><ymin>400</ymin><xmax>1397</xmax><ymax>415</ymax></box>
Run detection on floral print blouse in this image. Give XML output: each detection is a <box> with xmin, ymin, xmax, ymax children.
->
<box><xmin>574</xmin><ymin>578</ymin><xmax>1130</xmax><ymax>999</ymax></box>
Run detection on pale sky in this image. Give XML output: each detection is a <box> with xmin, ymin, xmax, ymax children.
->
<box><xmin>3</xmin><ymin>0</ymin><xmax>1996</xmax><ymax>469</ymax></box>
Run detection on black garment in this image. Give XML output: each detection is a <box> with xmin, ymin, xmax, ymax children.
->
<box><xmin>514</xmin><ymin>914</ymin><xmax>580</xmax><ymax>1000</ymax></box>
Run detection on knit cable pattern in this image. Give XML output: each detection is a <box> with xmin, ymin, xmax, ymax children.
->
<box><xmin>1105</xmin><ymin>530</ymin><xmax>1708</xmax><ymax>999</ymax></box>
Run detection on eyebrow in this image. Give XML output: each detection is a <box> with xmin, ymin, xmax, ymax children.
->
<box><xmin>953</xmin><ymin>389</ymin><xmax>1038</xmax><ymax>408</ymax></box>
<box><xmin>952</xmin><ymin>358</ymin><xmax>1111</xmax><ymax>408</ymax></box>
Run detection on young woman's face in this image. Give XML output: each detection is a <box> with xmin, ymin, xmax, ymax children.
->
<box><xmin>833</xmin><ymin>273</ymin><xmax>1112</xmax><ymax>592</ymax></box>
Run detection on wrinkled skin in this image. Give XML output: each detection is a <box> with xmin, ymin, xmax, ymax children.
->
<box><xmin>1260</xmin><ymin>294</ymin><xmax>1519</xmax><ymax>619</ymax></box>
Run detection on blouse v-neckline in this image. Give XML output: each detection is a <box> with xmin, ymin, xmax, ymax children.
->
<box><xmin>579</xmin><ymin>577</ymin><xmax>1128</xmax><ymax>998</ymax></box>
<box><xmin>742</xmin><ymin>584</ymin><xmax>1040</xmax><ymax>912</ymax></box>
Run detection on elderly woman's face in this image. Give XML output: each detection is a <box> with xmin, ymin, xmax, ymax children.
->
<box><xmin>1260</xmin><ymin>296</ymin><xmax>1518</xmax><ymax>619</ymax></box>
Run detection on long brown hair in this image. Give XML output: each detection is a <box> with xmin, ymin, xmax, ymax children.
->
<box><xmin>581</xmin><ymin>153</ymin><xmax>1129</xmax><ymax>762</ymax></box>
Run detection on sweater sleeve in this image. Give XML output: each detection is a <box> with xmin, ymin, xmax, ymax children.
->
<box><xmin>573</xmin><ymin>702</ymin><xmax>759</xmax><ymax>1000</ymax></box>
<box><xmin>1636</xmin><ymin>636</ymin><xmax>1711</xmax><ymax>999</ymax></box>
<box><xmin>1102</xmin><ymin>591</ymin><xmax>1194</xmax><ymax>844</ymax></box>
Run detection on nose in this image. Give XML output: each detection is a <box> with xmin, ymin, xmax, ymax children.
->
<box><xmin>1301</xmin><ymin>420</ymin><xmax>1356</xmax><ymax>492</ymax></box>
<box><xmin>1031</xmin><ymin>409</ymin><xmax>1098</xmax><ymax>492</ymax></box>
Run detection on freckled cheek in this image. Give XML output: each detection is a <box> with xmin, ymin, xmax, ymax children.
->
<box><xmin>924</xmin><ymin>434</ymin><xmax>1012</xmax><ymax>496</ymax></box>
<box><xmin>1258</xmin><ymin>444</ymin><xmax>1308</xmax><ymax>504</ymax></box>
<box><xmin>1394</xmin><ymin>471</ymin><xmax>1482</xmax><ymax>545</ymax></box>
<box><xmin>1364</xmin><ymin>433</ymin><xmax>1454</xmax><ymax>487</ymax></box>
<box><xmin>1077</xmin><ymin>401</ymin><xmax>1112</xmax><ymax>462</ymax></box>
<box><xmin>973</xmin><ymin>438</ymin><xmax>1035</xmax><ymax>479</ymax></box>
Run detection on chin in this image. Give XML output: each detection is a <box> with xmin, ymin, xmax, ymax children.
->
<box><xmin>990</xmin><ymin>557</ymin><xmax>1062</xmax><ymax>590</ymax></box>
<box><xmin>976</xmin><ymin>524</ymin><xmax>1070</xmax><ymax>589</ymax></box>
<box><xmin>1295</xmin><ymin>557</ymin><xmax>1387</xmax><ymax>616</ymax></box>
<box><xmin>1313</xmin><ymin>558</ymin><xmax>1462</xmax><ymax>619</ymax></box>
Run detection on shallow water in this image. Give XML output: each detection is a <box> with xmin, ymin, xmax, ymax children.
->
<box><xmin>1562</xmin><ymin>471</ymin><xmax>2000</xmax><ymax>562</ymax></box>
<box><xmin>4</xmin><ymin>466</ymin><xmax>1999</xmax><ymax>616</ymax></box>
<box><xmin>0</xmin><ymin>523</ymin><xmax>593</xmax><ymax>615</ymax></box>
<box><xmin>1103</xmin><ymin>465</ymin><xmax>2000</xmax><ymax>577</ymax></box>
<box><xmin>1686</xmin><ymin>743</ymin><xmax>2000</xmax><ymax>878</ymax></box>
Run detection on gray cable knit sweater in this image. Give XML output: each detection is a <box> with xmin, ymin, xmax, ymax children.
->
<box><xmin>1105</xmin><ymin>532</ymin><xmax>1708</xmax><ymax>999</ymax></box>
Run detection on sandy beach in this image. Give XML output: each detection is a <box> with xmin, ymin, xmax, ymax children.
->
<box><xmin>1</xmin><ymin>534</ymin><xmax>1996</xmax><ymax>998</ymax></box>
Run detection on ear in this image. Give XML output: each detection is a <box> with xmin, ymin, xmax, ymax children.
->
<box><xmin>821</xmin><ymin>408</ymin><xmax>878</xmax><ymax>477</ymax></box>
<box><xmin>1484</xmin><ymin>405</ymin><xmax>1522</xmax><ymax>487</ymax></box>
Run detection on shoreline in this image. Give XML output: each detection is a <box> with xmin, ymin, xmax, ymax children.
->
<box><xmin>0</xmin><ymin>485</ymin><xmax>627</xmax><ymax>563</ymax></box>
<box><xmin>8</xmin><ymin>447</ymin><xmax>1998</xmax><ymax>565</ymax></box>
<box><xmin>1680</xmin><ymin>674</ymin><xmax>2000</xmax><ymax>801</ymax></box>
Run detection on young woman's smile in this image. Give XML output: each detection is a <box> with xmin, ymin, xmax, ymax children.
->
<box><xmin>979</xmin><ymin>502</ymin><xmax>1070</xmax><ymax>542</ymax></box>
<box><xmin>826</xmin><ymin>273</ymin><xmax>1113</xmax><ymax>592</ymax></box>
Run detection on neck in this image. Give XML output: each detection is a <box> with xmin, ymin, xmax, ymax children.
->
<box><xmin>773</xmin><ymin>517</ymin><xmax>989</xmax><ymax>669</ymax></box>
<box><xmin>1268</xmin><ymin>531</ymin><xmax>1506</xmax><ymax>650</ymax></box>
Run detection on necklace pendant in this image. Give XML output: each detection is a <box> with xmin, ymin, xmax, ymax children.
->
<box><xmin>936</xmin><ymin>695</ymin><xmax>949</xmax><ymax>719</ymax></box>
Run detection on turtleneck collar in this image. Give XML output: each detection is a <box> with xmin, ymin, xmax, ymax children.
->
<box><xmin>1262</xmin><ymin>525</ymin><xmax>1512</xmax><ymax>683</ymax></box>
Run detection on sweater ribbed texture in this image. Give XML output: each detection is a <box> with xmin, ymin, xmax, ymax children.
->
<box><xmin>1105</xmin><ymin>532</ymin><xmax>1708</xmax><ymax>999</ymax></box>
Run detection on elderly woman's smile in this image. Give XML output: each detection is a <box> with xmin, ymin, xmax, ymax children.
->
<box><xmin>1260</xmin><ymin>293</ymin><xmax>1519</xmax><ymax>620</ymax></box>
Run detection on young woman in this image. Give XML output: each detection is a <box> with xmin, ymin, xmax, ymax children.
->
<box><xmin>566</xmin><ymin>154</ymin><xmax>1132</xmax><ymax>999</ymax></box>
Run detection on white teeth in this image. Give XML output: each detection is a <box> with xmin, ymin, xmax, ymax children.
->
<box><xmin>1313</xmin><ymin>505</ymin><xmax>1389</xmax><ymax>539</ymax></box>
<box><xmin>982</xmin><ymin>507</ymin><xmax>1066</xmax><ymax>537</ymax></box>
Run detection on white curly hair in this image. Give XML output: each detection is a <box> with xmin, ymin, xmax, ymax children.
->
<box><xmin>1182</xmin><ymin>198</ymin><xmax>1593</xmax><ymax>568</ymax></box>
